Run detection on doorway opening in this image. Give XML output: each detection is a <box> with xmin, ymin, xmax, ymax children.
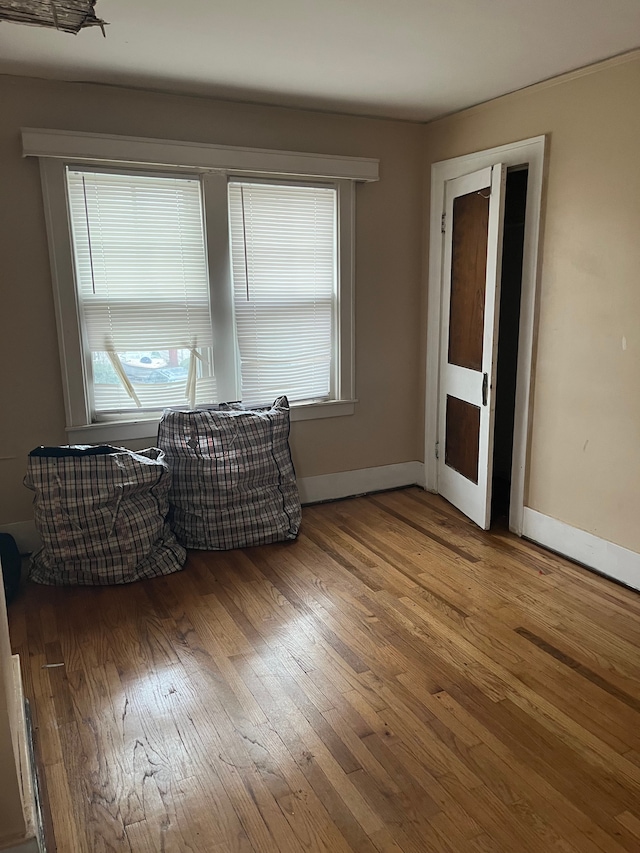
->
<box><xmin>425</xmin><ymin>135</ymin><xmax>545</xmax><ymax>534</ymax></box>
<box><xmin>491</xmin><ymin>166</ymin><xmax>528</xmax><ymax>522</ymax></box>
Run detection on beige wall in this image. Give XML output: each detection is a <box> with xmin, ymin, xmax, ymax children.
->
<box><xmin>423</xmin><ymin>55</ymin><xmax>640</xmax><ymax>553</ymax></box>
<box><xmin>0</xmin><ymin>74</ymin><xmax>424</xmax><ymax>524</ymax></box>
<box><xmin>2</xmin><ymin>58</ymin><xmax>639</xmax><ymax>556</ymax></box>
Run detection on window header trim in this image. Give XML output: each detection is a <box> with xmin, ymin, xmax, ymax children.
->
<box><xmin>22</xmin><ymin>127</ymin><xmax>380</xmax><ymax>183</ymax></box>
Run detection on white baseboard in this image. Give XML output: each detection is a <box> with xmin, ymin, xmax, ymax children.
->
<box><xmin>298</xmin><ymin>461</ymin><xmax>425</xmax><ymax>505</ymax></box>
<box><xmin>522</xmin><ymin>507</ymin><xmax>640</xmax><ymax>592</ymax></box>
<box><xmin>0</xmin><ymin>522</ymin><xmax>41</xmax><ymax>556</ymax></box>
<box><xmin>0</xmin><ymin>462</ymin><xmax>426</xmax><ymax>552</ymax></box>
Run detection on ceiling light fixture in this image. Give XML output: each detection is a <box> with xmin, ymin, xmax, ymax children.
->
<box><xmin>0</xmin><ymin>0</ymin><xmax>107</xmax><ymax>35</ymax></box>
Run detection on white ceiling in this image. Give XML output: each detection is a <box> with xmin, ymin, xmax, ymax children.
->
<box><xmin>1</xmin><ymin>0</ymin><xmax>639</xmax><ymax>122</ymax></box>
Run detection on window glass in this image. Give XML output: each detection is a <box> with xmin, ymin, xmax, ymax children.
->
<box><xmin>228</xmin><ymin>181</ymin><xmax>337</xmax><ymax>406</ymax></box>
<box><xmin>67</xmin><ymin>169</ymin><xmax>215</xmax><ymax>413</ymax></box>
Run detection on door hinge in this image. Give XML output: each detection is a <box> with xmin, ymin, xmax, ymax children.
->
<box><xmin>435</xmin><ymin>441</ymin><xmax>439</xmax><ymax>460</ymax></box>
<box><xmin>441</xmin><ymin>213</ymin><xmax>446</xmax><ymax>234</ymax></box>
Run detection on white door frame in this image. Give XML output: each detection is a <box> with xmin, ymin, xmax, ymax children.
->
<box><xmin>424</xmin><ymin>135</ymin><xmax>546</xmax><ymax>535</ymax></box>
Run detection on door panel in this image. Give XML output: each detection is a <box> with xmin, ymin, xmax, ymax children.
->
<box><xmin>438</xmin><ymin>164</ymin><xmax>507</xmax><ymax>529</ymax></box>
<box><xmin>445</xmin><ymin>395</ymin><xmax>480</xmax><ymax>483</ymax></box>
<box><xmin>448</xmin><ymin>192</ymin><xmax>489</xmax><ymax>370</ymax></box>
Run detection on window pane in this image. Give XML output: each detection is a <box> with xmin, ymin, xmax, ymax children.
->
<box><xmin>228</xmin><ymin>181</ymin><xmax>336</xmax><ymax>406</ymax></box>
<box><xmin>91</xmin><ymin>349</ymin><xmax>215</xmax><ymax>413</ymax></box>
<box><xmin>66</xmin><ymin>169</ymin><xmax>216</xmax><ymax>415</ymax></box>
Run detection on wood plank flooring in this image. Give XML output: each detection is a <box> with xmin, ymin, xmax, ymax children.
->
<box><xmin>8</xmin><ymin>488</ymin><xmax>640</xmax><ymax>853</ymax></box>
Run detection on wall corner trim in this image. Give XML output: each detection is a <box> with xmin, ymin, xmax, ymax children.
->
<box><xmin>522</xmin><ymin>507</ymin><xmax>640</xmax><ymax>592</ymax></box>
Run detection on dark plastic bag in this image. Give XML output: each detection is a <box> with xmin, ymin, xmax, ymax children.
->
<box><xmin>0</xmin><ymin>533</ymin><xmax>21</xmax><ymax>603</ymax></box>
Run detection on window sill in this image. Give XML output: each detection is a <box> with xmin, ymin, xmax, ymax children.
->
<box><xmin>65</xmin><ymin>399</ymin><xmax>356</xmax><ymax>445</ymax></box>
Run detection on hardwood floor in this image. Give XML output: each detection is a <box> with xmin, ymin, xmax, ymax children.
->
<box><xmin>8</xmin><ymin>487</ymin><xmax>640</xmax><ymax>853</ymax></box>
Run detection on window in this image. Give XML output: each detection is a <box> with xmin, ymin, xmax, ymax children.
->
<box><xmin>27</xmin><ymin>129</ymin><xmax>378</xmax><ymax>441</ymax></box>
<box><xmin>228</xmin><ymin>180</ymin><xmax>336</xmax><ymax>406</ymax></box>
<box><xmin>67</xmin><ymin>169</ymin><xmax>216</xmax><ymax>414</ymax></box>
<box><xmin>67</xmin><ymin>169</ymin><xmax>340</xmax><ymax>418</ymax></box>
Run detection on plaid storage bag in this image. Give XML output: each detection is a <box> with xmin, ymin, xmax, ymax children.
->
<box><xmin>24</xmin><ymin>445</ymin><xmax>186</xmax><ymax>585</ymax></box>
<box><xmin>158</xmin><ymin>396</ymin><xmax>301</xmax><ymax>550</ymax></box>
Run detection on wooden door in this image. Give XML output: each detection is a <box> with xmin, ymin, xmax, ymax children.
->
<box><xmin>438</xmin><ymin>164</ymin><xmax>507</xmax><ymax>529</ymax></box>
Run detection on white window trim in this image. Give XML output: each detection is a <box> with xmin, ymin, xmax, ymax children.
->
<box><xmin>22</xmin><ymin>127</ymin><xmax>379</xmax><ymax>182</ymax></box>
<box><xmin>27</xmin><ymin>129</ymin><xmax>378</xmax><ymax>441</ymax></box>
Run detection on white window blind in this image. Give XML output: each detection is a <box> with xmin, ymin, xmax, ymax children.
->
<box><xmin>228</xmin><ymin>181</ymin><xmax>337</xmax><ymax>406</ymax></box>
<box><xmin>66</xmin><ymin>168</ymin><xmax>216</xmax><ymax>414</ymax></box>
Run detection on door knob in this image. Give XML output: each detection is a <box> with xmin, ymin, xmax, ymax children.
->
<box><xmin>482</xmin><ymin>373</ymin><xmax>488</xmax><ymax>406</ymax></box>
